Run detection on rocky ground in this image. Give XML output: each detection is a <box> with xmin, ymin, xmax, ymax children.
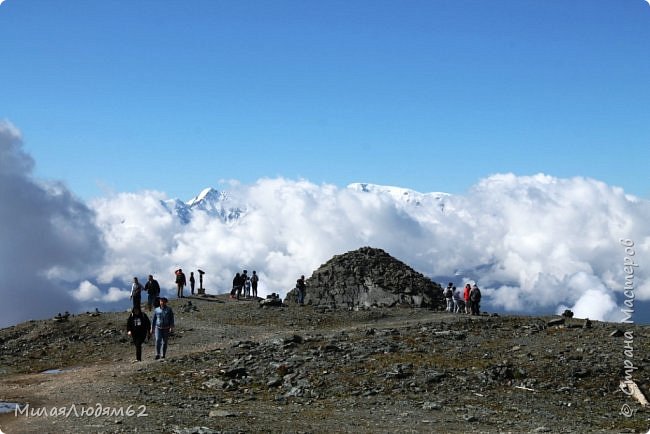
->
<box><xmin>0</xmin><ymin>294</ymin><xmax>649</xmax><ymax>433</ymax></box>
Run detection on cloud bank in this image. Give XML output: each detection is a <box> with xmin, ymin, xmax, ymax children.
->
<box><xmin>1</xmin><ymin>121</ymin><xmax>649</xmax><ymax>326</ymax></box>
<box><xmin>0</xmin><ymin>121</ymin><xmax>105</xmax><ymax>327</ymax></box>
<box><xmin>84</xmin><ymin>175</ymin><xmax>649</xmax><ymax>323</ymax></box>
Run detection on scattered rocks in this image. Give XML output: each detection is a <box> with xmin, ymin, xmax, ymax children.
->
<box><xmin>53</xmin><ymin>312</ymin><xmax>70</xmax><ymax>322</ymax></box>
<box><xmin>208</xmin><ymin>410</ymin><xmax>236</xmax><ymax>418</ymax></box>
<box><xmin>172</xmin><ymin>428</ymin><xmax>217</xmax><ymax>434</ymax></box>
<box><xmin>260</xmin><ymin>293</ymin><xmax>283</xmax><ymax>307</ymax></box>
<box><xmin>181</xmin><ymin>301</ymin><xmax>199</xmax><ymax>313</ymax></box>
<box><xmin>422</xmin><ymin>401</ymin><xmax>442</xmax><ymax>410</ymax></box>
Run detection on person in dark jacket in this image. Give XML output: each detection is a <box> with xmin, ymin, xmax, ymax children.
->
<box><xmin>469</xmin><ymin>284</ymin><xmax>482</xmax><ymax>315</ymax></box>
<box><xmin>296</xmin><ymin>275</ymin><xmax>306</xmax><ymax>305</ymax></box>
<box><xmin>189</xmin><ymin>272</ymin><xmax>196</xmax><ymax>295</ymax></box>
<box><xmin>230</xmin><ymin>272</ymin><xmax>241</xmax><ymax>299</ymax></box>
<box><xmin>239</xmin><ymin>270</ymin><xmax>249</xmax><ymax>299</ymax></box>
<box><xmin>144</xmin><ymin>274</ymin><xmax>161</xmax><ymax>311</ymax></box>
<box><xmin>126</xmin><ymin>306</ymin><xmax>151</xmax><ymax>362</ymax></box>
<box><xmin>175</xmin><ymin>269</ymin><xmax>187</xmax><ymax>298</ymax></box>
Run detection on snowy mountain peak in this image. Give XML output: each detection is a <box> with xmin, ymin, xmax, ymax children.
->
<box><xmin>186</xmin><ymin>187</ymin><xmax>227</xmax><ymax>207</ymax></box>
<box><xmin>161</xmin><ymin>187</ymin><xmax>243</xmax><ymax>224</ymax></box>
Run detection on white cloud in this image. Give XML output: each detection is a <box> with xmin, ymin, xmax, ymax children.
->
<box><xmin>72</xmin><ymin>280</ymin><xmax>102</xmax><ymax>302</ymax></box>
<box><xmin>71</xmin><ymin>281</ymin><xmax>130</xmax><ymax>304</ymax></box>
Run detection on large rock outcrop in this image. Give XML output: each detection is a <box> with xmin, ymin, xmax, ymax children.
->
<box><xmin>285</xmin><ymin>247</ymin><xmax>444</xmax><ymax>308</ymax></box>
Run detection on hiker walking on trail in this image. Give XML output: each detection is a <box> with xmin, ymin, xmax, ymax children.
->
<box><xmin>151</xmin><ymin>297</ymin><xmax>174</xmax><ymax>359</ymax></box>
<box><xmin>126</xmin><ymin>306</ymin><xmax>150</xmax><ymax>362</ymax></box>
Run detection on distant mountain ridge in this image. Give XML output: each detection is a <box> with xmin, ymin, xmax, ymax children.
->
<box><xmin>161</xmin><ymin>183</ymin><xmax>451</xmax><ymax>224</ymax></box>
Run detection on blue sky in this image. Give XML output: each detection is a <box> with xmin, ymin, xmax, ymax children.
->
<box><xmin>1</xmin><ymin>0</ymin><xmax>649</xmax><ymax>200</ymax></box>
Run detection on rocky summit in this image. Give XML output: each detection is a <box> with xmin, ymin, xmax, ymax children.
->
<box><xmin>285</xmin><ymin>247</ymin><xmax>444</xmax><ymax>309</ymax></box>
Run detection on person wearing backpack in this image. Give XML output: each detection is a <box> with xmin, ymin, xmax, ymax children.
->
<box><xmin>469</xmin><ymin>284</ymin><xmax>482</xmax><ymax>315</ymax></box>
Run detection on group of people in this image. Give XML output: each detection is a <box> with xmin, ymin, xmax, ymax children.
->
<box><xmin>443</xmin><ymin>282</ymin><xmax>482</xmax><ymax>315</ymax></box>
<box><xmin>126</xmin><ymin>271</ymin><xmax>182</xmax><ymax>362</ymax></box>
<box><xmin>230</xmin><ymin>269</ymin><xmax>259</xmax><ymax>299</ymax></box>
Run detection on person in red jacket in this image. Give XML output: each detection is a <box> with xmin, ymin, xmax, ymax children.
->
<box><xmin>463</xmin><ymin>284</ymin><xmax>471</xmax><ymax>314</ymax></box>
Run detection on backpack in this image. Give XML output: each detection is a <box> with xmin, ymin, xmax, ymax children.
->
<box><xmin>470</xmin><ymin>287</ymin><xmax>481</xmax><ymax>302</ymax></box>
<box><xmin>444</xmin><ymin>288</ymin><xmax>453</xmax><ymax>299</ymax></box>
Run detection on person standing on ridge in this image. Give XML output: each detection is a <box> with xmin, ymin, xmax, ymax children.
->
<box><xmin>470</xmin><ymin>284</ymin><xmax>482</xmax><ymax>316</ymax></box>
<box><xmin>175</xmin><ymin>269</ymin><xmax>187</xmax><ymax>299</ymax></box>
<box><xmin>130</xmin><ymin>277</ymin><xmax>143</xmax><ymax>310</ymax></box>
<box><xmin>296</xmin><ymin>275</ymin><xmax>306</xmax><ymax>305</ymax></box>
<box><xmin>444</xmin><ymin>283</ymin><xmax>454</xmax><ymax>312</ymax></box>
<box><xmin>251</xmin><ymin>271</ymin><xmax>259</xmax><ymax>298</ymax></box>
<box><xmin>453</xmin><ymin>285</ymin><xmax>464</xmax><ymax>313</ymax></box>
<box><xmin>230</xmin><ymin>272</ymin><xmax>239</xmax><ymax>298</ymax></box>
<box><xmin>463</xmin><ymin>284</ymin><xmax>471</xmax><ymax>314</ymax></box>
<box><xmin>189</xmin><ymin>271</ymin><xmax>196</xmax><ymax>295</ymax></box>
<box><xmin>239</xmin><ymin>270</ymin><xmax>249</xmax><ymax>299</ymax></box>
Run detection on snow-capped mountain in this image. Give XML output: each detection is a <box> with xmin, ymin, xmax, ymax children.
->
<box><xmin>348</xmin><ymin>182</ymin><xmax>451</xmax><ymax>214</ymax></box>
<box><xmin>161</xmin><ymin>187</ymin><xmax>244</xmax><ymax>224</ymax></box>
